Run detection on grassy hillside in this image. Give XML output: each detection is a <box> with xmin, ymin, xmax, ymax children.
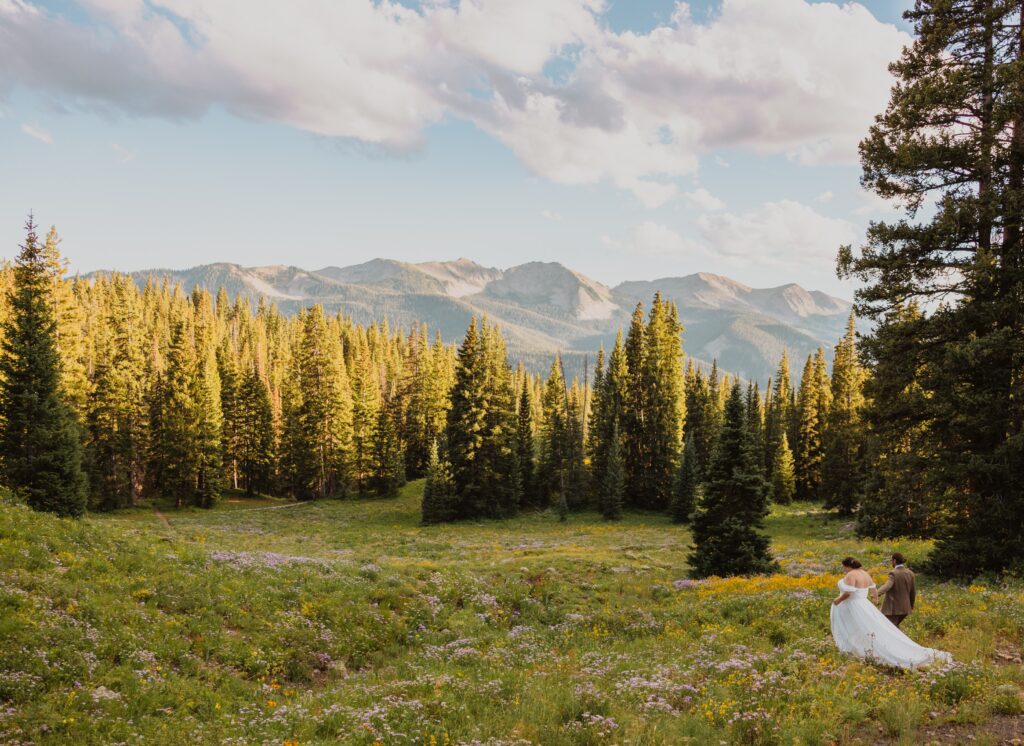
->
<box><xmin>1</xmin><ymin>486</ymin><xmax>1022</xmax><ymax>745</ymax></box>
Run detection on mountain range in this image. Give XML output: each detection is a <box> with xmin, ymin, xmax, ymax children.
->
<box><xmin>106</xmin><ymin>258</ymin><xmax>854</xmax><ymax>383</ymax></box>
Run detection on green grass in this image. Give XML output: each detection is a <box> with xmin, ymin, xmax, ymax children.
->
<box><xmin>1</xmin><ymin>483</ymin><xmax>1022</xmax><ymax>745</ymax></box>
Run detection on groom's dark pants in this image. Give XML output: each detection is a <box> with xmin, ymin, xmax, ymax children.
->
<box><xmin>885</xmin><ymin>614</ymin><xmax>907</xmax><ymax>627</ymax></box>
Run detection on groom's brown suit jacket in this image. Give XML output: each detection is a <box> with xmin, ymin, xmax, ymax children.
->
<box><xmin>878</xmin><ymin>565</ymin><xmax>915</xmax><ymax>616</ymax></box>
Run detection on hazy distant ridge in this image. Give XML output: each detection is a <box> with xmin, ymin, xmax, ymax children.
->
<box><xmin>99</xmin><ymin>258</ymin><xmax>852</xmax><ymax>382</ymax></box>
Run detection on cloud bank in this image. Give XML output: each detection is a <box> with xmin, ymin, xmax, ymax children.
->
<box><xmin>0</xmin><ymin>0</ymin><xmax>909</xmax><ymax>204</ymax></box>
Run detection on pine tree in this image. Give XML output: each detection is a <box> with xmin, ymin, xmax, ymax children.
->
<box><xmin>192</xmin><ymin>290</ymin><xmax>223</xmax><ymax>509</ymax></box>
<box><xmin>684</xmin><ymin>363</ymin><xmax>713</xmax><ymax>478</ymax></box>
<box><xmin>85</xmin><ymin>274</ymin><xmax>148</xmax><ymax>510</ymax></box>
<box><xmin>642</xmin><ymin>293</ymin><xmax>685</xmax><ymax>511</ymax></box>
<box><xmin>856</xmin><ymin>305</ymin><xmax>941</xmax><ymax>538</ymax></box>
<box><xmin>822</xmin><ymin>313</ymin><xmax>866</xmax><ymax>514</ymax></box>
<box><xmin>621</xmin><ymin>302</ymin><xmax>648</xmax><ymax>507</ymax></box>
<box><xmin>670</xmin><ymin>431</ymin><xmax>698</xmax><ymax>524</ymax></box>
<box><xmin>794</xmin><ymin>352</ymin><xmax>827</xmax><ymax>502</ymax></box>
<box><xmin>538</xmin><ymin>356</ymin><xmax>568</xmax><ymax>505</ymax></box>
<box><xmin>237</xmin><ymin>363</ymin><xmax>275</xmax><ymax>495</ymax></box>
<box><xmin>149</xmin><ymin>316</ymin><xmax>200</xmax><ymax>508</ymax></box>
<box><xmin>516</xmin><ymin>376</ymin><xmax>536</xmax><ymax>506</ymax></box>
<box><xmin>293</xmin><ymin>307</ymin><xmax>352</xmax><ymax>500</ymax></box>
<box><xmin>839</xmin><ymin>1</ymin><xmax>1024</xmax><ymax>576</ymax></box>
<box><xmin>421</xmin><ymin>439</ymin><xmax>455</xmax><ymax>524</ymax></box>
<box><xmin>0</xmin><ymin>217</ymin><xmax>87</xmax><ymax>516</ymax></box>
<box><xmin>41</xmin><ymin>226</ymin><xmax>89</xmax><ymax>419</ymax></box>
<box><xmin>600</xmin><ymin>422</ymin><xmax>625</xmax><ymax>520</ymax></box>
<box><xmin>745</xmin><ymin>381</ymin><xmax>764</xmax><ymax>476</ymax></box>
<box><xmin>372</xmin><ymin>385</ymin><xmax>406</xmax><ymax>497</ymax></box>
<box><xmin>444</xmin><ymin>319</ymin><xmax>519</xmax><ymax>520</ymax></box>
<box><xmin>590</xmin><ymin>334</ymin><xmax>627</xmax><ymax>504</ymax></box>
<box><xmin>770</xmin><ymin>432</ymin><xmax>796</xmax><ymax>505</ymax></box>
<box><xmin>219</xmin><ymin>343</ymin><xmax>243</xmax><ymax>490</ymax></box>
<box><xmin>349</xmin><ymin>331</ymin><xmax>379</xmax><ymax>496</ymax></box>
<box><xmin>689</xmin><ymin>382</ymin><xmax>774</xmax><ymax>578</ymax></box>
<box><xmin>764</xmin><ymin>351</ymin><xmax>793</xmax><ymax>484</ymax></box>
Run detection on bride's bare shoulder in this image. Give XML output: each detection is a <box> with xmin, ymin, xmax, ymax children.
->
<box><xmin>844</xmin><ymin>569</ymin><xmax>872</xmax><ymax>587</ymax></box>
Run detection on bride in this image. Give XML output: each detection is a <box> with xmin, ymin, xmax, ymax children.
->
<box><xmin>830</xmin><ymin>557</ymin><xmax>951</xmax><ymax>669</ymax></box>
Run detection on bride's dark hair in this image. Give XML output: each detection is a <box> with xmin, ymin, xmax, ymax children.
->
<box><xmin>841</xmin><ymin>557</ymin><xmax>862</xmax><ymax>569</ymax></box>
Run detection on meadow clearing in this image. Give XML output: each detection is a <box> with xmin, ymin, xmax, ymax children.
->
<box><xmin>1</xmin><ymin>483</ymin><xmax>1022</xmax><ymax>746</ymax></box>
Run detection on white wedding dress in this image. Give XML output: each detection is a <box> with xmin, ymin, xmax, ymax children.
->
<box><xmin>830</xmin><ymin>579</ymin><xmax>952</xmax><ymax>669</ymax></box>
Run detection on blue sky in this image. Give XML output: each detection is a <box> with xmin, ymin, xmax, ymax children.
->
<box><xmin>0</xmin><ymin>0</ymin><xmax>914</xmax><ymax>296</ymax></box>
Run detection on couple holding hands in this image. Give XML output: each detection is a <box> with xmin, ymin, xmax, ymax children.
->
<box><xmin>830</xmin><ymin>553</ymin><xmax>951</xmax><ymax>669</ymax></box>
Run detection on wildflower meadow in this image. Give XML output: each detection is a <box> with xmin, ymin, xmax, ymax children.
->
<box><xmin>1</xmin><ymin>483</ymin><xmax>1022</xmax><ymax>745</ymax></box>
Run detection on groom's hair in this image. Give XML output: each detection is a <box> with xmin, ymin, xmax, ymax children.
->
<box><xmin>891</xmin><ymin>552</ymin><xmax>906</xmax><ymax>566</ymax></box>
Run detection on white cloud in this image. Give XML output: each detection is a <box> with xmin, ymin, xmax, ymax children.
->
<box><xmin>20</xmin><ymin>122</ymin><xmax>52</xmax><ymax>144</ymax></box>
<box><xmin>430</xmin><ymin>0</ymin><xmax>604</xmax><ymax>75</ymax></box>
<box><xmin>698</xmin><ymin>199</ymin><xmax>858</xmax><ymax>267</ymax></box>
<box><xmin>0</xmin><ymin>0</ymin><xmax>909</xmax><ymax>201</ymax></box>
<box><xmin>540</xmin><ymin>209</ymin><xmax>563</xmax><ymax>221</ymax></box>
<box><xmin>683</xmin><ymin>187</ymin><xmax>725</xmax><ymax>212</ymax></box>
<box><xmin>614</xmin><ymin>221</ymin><xmax>700</xmax><ymax>257</ymax></box>
<box><xmin>815</xmin><ymin>190</ymin><xmax>834</xmax><ymax>204</ymax></box>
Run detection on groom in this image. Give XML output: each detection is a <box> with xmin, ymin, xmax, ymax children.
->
<box><xmin>877</xmin><ymin>552</ymin><xmax>915</xmax><ymax>627</ymax></box>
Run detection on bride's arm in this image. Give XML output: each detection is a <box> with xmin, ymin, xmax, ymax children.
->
<box><xmin>832</xmin><ymin>591</ymin><xmax>851</xmax><ymax>606</ymax></box>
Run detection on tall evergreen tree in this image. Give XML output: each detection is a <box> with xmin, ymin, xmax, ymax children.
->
<box><xmin>764</xmin><ymin>351</ymin><xmax>793</xmax><ymax>484</ymax></box>
<box><xmin>421</xmin><ymin>439</ymin><xmax>455</xmax><ymax>524</ymax></box>
<box><xmin>444</xmin><ymin>319</ymin><xmax>519</xmax><ymax>520</ymax></box>
<box><xmin>372</xmin><ymin>385</ymin><xmax>406</xmax><ymax>497</ymax></box>
<box><xmin>590</xmin><ymin>334</ymin><xmax>627</xmax><ymax>502</ymax></box>
<box><xmin>689</xmin><ymin>382</ymin><xmax>774</xmax><ymax>578</ymax></box>
<box><xmin>745</xmin><ymin>381</ymin><xmax>764</xmax><ymax>476</ymax></box>
<box><xmin>513</xmin><ymin>376</ymin><xmax>535</xmax><ymax>510</ymax></box>
<box><xmin>86</xmin><ymin>275</ymin><xmax>148</xmax><ymax>509</ymax></box>
<box><xmin>538</xmin><ymin>356</ymin><xmax>568</xmax><ymax>505</ymax></box>
<box><xmin>684</xmin><ymin>363</ymin><xmax>714</xmax><ymax>478</ymax></box>
<box><xmin>839</xmin><ymin>0</ymin><xmax>1024</xmax><ymax>575</ymax></box>
<box><xmin>794</xmin><ymin>352</ymin><xmax>827</xmax><ymax>502</ymax></box>
<box><xmin>0</xmin><ymin>217</ymin><xmax>87</xmax><ymax>516</ymax></box>
<box><xmin>670</xmin><ymin>431</ymin><xmax>698</xmax><ymax>524</ymax></box>
<box><xmin>236</xmin><ymin>363</ymin><xmax>275</xmax><ymax>495</ymax></box>
<box><xmin>822</xmin><ymin>313</ymin><xmax>867</xmax><ymax>514</ymax></box>
<box><xmin>770</xmin><ymin>432</ymin><xmax>797</xmax><ymax>505</ymax></box>
<box><xmin>621</xmin><ymin>303</ymin><xmax>648</xmax><ymax>507</ymax></box>
<box><xmin>600</xmin><ymin>422</ymin><xmax>625</xmax><ymax>521</ymax></box>
<box><xmin>642</xmin><ymin>293</ymin><xmax>685</xmax><ymax>510</ymax></box>
<box><xmin>149</xmin><ymin>316</ymin><xmax>201</xmax><ymax>508</ymax></box>
<box><xmin>856</xmin><ymin>304</ymin><xmax>941</xmax><ymax>538</ymax></box>
<box><xmin>350</xmin><ymin>331</ymin><xmax>379</xmax><ymax>496</ymax></box>
<box><xmin>293</xmin><ymin>307</ymin><xmax>352</xmax><ymax>500</ymax></box>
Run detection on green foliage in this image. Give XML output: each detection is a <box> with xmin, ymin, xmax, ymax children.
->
<box><xmin>444</xmin><ymin>318</ymin><xmax>520</xmax><ymax>520</ymax></box>
<box><xmin>236</xmin><ymin>364</ymin><xmax>275</xmax><ymax>495</ymax></box>
<box><xmin>600</xmin><ymin>423</ymin><xmax>625</xmax><ymax>521</ymax></box>
<box><xmin>670</xmin><ymin>431</ymin><xmax>698</xmax><ymax>524</ymax></box>
<box><xmin>764</xmin><ymin>352</ymin><xmax>793</xmax><ymax>487</ymax></box>
<box><xmin>770</xmin><ymin>433</ymin><xmax>796</xmax><ymax>505</ymax></box>
<box><xmin>516</xmin><ymin>375</ymin><xmax>536</xmax><ymax>506</ymax></box>
<box><xmin>0</xmin><ymin>217</ymin><xmax>87</xmax><ymax>517</ymax></box>
<box><xmin>840</xmin><ymin>1</ymin><xmax>1024</xmax><ymax>576</ymax></box>
<box><xmin>3</xmin><ymin>489</ymin><xmax>1020</xmax><ymax>745</ymax></box>
<box><xmin>620</xmin><ymin>296</ymin><xmax>685</xmax><ymax>511</ymax></box>
<box><xmin>794</xmin><ymin>350</ymin><xmax>829</xmax><ymax>503</ymax></box>
<box><xmin>822</xmin><ymin>313</ymin><xmax>866</xmax><ymax>515</ymax></box>
<box><xmin>690</xmin><ymin>383</ymin><xmax>774</xmax><ymax>578</ymax></box>
<box><xmin>420</xmin><ymin>440</ymin><xmax>455</xmax><ymax>524</ymax></box>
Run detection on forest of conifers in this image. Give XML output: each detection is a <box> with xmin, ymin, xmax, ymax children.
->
<box><xmin>0</xmin><ymin>216</ymin><xmax>934</xmax><ymax>576</ymax></box>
